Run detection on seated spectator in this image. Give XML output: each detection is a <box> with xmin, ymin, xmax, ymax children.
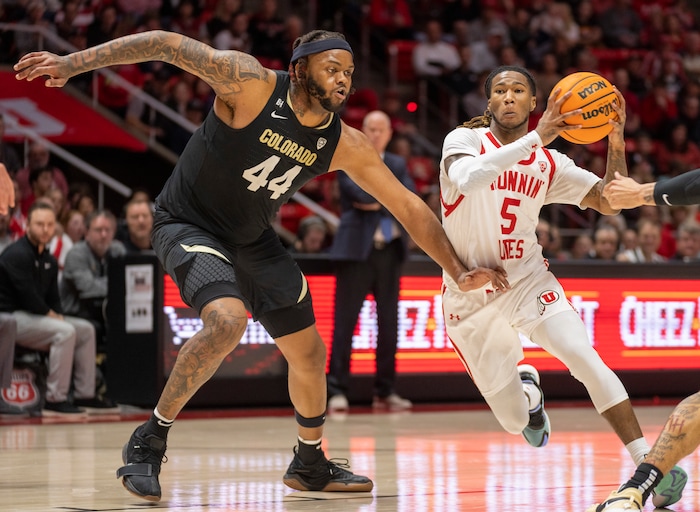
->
<box><xmin>76</xmin><ymin>191</ymin><xmax>96</xmax><ymax>218</ymax></box>
<box><xmin>169</xmin><ymin>0</ymin><xmax>204</xmax><ymax>41</ymax></box>
<box><xmin>682</xmin><ymin>31</ymin><xmax>700</xmax><ymax>82</ymax></box>
<box><xmin>671</xmin><ymin>220</ymin><xmax>700</xmax><ymax>262</ymax></box>
<box><xmin>15</xmin><ymin>142</ymin><xmax>69</xmax><ymax>200</ymax></box>
<box><xmin>14</xmin><ymin>0</ymin><xmax>58</xmax><ymax>56</ymax></box>
<box><xmin>412</xmin><ymin>19</ymin><xmax>461</xmax><ymax>79</ymax></box>
<box><xmin>0</xmin><ymin>202</ymin><xmax>115</xmax><ymax>415</ymax></box>
<box><xmin>117</xmin><ymin>197</ymin><xmax>154</xmax><ymax>253</ymax></box>
<box><xmin>54</xmin><ymin>0</ymin><xmax>94</xmax><ymax>40</ymax></box>
<box><xmin>568</xmin><ymin>232</ymin><xmax>594</xmax><ymax>260</ymax></box>
<box><xmin>40</xmin><ymin>193</ymin><xmax>73</xmax><ymax>278</ymax></box>
<box><xmin>536</xmin><ymin>218</ymin><xmax>558</xmax><ymax>260</ymax></box>
<box><xmin>288</xmin><ymin>215</ymin><xmax>329</xmax><ymax>255</ymax></box>
<box><xmin>20</xmin><ymin>167</ymin><xmax>54</xmax><ymax>216</ymax></box>
<box><xmin>656</xmin><ymin>120</ymin><xmax>700</xmax><ymax>176</ymax></box>
<box><xmin>203</xmin><ymin>0</ymin><xmax>243</xmax><ymax>42</ymax></box>
<box><xmin>617</xmin><ymin>218</ymin><xmax>667</xmax><ymax>263</ymax></box>
<box><xmin>96</xmin><ymin>63</ymin><xmax>146</xmax><ymax>119</ymax></box>
<box><xmin>641</xmin><ymin>36</ymin><xmax>687</xmax><ymax>99</ymax></box>
<box><xmin>678</xmin><ymin>93</ymin><xmax>700</xmax><ymax>145</ymax></box>
<box><xmin>247</xmin><ymin>0</ymin><xmax>286</xmax><ymax>67</ymax></box>
<box><xmin>639</xmin><ymin>80</ymin><xmax>679</xmax><ymax>139</ymax></box>
<box><xmin>61</xmin><ymin>209</ymin><xmax>85</xmax><ymax>244</ymax></box>
<box><xmin>368</xmin><ymin>0</ymin><xmax>414</xmax><ymax>45</ymax></box>
<box><xmin>588</xmin><ymin>224</ymin><xmax>621</xmax><ymax>260</ymax></box>
<box><xmin>534</xmin><ymin>53</ymin><xmax>563</xmax><ymax>99</ymax></box>
<box><xmin>212</xmin><ymin>11</ymin><xmax>250</xmax><ymax>52</ymax></box>
<box><xmin>574</xmin><ymin>0</ymin><xmax>602</xmax><ymax>49</ymax></box>
<box><xmin>612</xmin><ymin>67</ymin><xmax>641</xmax><ymax>136</ymax></box>
<box><xmin>389</xmin><ymin>135</ymin><xmax>437</xmax><ymax>195</ymax></box>
<box><xmin>599</xmin><ymin>0</ymin><xmax>643</xmax><ymax>49</ymax></box>
<box><xmin>467</xmin><ymin>6</ymin><xmax>510</xmax><ymax>45</ymax></box>
<box><xmin>60</xmin><ymin>210</ymin><xmax>126</xmax><ymax>350</ymax></box>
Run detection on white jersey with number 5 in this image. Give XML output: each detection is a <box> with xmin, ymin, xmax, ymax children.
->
<box><xmin>439</xmin><ymin>127</ymin><xmax>600</xmax><ymax>290</ymax></box>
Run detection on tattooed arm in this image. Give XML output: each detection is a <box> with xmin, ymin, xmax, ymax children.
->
<box><xmin>14</xmin><ymin>30</ymin><xmax>273</xmax><ymax>116</ymax></box>
<box><xmin>580</xmin><ymin>87</ymin><xmax>627</xmax><ymax>214</ymax></box>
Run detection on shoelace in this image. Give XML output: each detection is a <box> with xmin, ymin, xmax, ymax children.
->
<box><xmin>327</xmin><ymin>458</ymin><xmax>351</xmax><ymax>474</ymax></box>
<box><xmin>132</xmin><ymin>439</ymin><xmax>168</xmax><ymax>466</ymax></box>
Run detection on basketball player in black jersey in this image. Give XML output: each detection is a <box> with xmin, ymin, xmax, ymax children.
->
<box><xmin>15</xmin><ymin>30</ymin><xmax>509</xmax><ymax>502</ymax></box>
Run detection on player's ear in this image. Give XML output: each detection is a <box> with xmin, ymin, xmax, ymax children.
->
<box><xmin>530</xmin><ymin>96</ymin><xmax>536</xmax><ymax>112</ymax></box>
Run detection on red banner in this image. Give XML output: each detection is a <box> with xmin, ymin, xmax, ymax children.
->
<box><xmin>163</xmin><ymin>274</ymin><xmax>700</xmax><ymax>375</ymax></box>
<box><xmin>0</xmin><ymin>71</ymin><xmax>146</xmax><ymax>150</ymax></box>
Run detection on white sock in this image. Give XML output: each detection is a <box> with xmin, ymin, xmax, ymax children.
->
<box><xmin>154</xmin><ymin>407</ymin><xmax>174</xmax><ymax>427</ymax></box>
<box><xmin>626</xmin><ymin>437</ymin><xmax>651</xmax><ymax>466</ymax></box>
<box><xmin>523</xmin><ymin>383</ymin><xmax>542</xmax><ymax>411</ymax></box>
<box><xmin>298</xmin><ymin>436</ymin><xmax>322</xmax><ymax>445</ymax></box>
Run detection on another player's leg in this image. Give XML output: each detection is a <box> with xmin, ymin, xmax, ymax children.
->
<box><xmin>277</xmin><ymin>324</ymin><xmax>373</xmax><ymax>492</ymax></box>
<box><xmin>588</xmin><ymin>392</ymin><xmax>700</xmax><ymax>511</ymax></box>
<box><xmin>117</xmin><ymin>296</ymin><xmax>247</xmax><ymax>501</ymax></box>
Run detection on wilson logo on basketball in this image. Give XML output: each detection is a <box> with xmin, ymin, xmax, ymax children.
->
<box><xmin>576</xmin><ymin>80</ymin><xmax>609</xmax><ymax>99</ymax></box>
<box><xmin>582</xmin><ymin>102</ymin><xmax>615</xmax><ymax>121</ymax></box>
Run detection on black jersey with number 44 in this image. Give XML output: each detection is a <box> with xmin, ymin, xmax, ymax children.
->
<box><xmin>155</xmin><ymin>70</ymin><xmax>342</xmax><ymax>246</ymax></box>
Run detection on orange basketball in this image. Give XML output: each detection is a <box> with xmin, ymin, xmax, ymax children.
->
<box><xmin>553</xmin><ymin>71</ymin><xmax>619</xmax><ymax>144</ymax></box>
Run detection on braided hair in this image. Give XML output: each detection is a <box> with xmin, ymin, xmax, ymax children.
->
<box><xmin>459</xmin><ymin>65</ymin><xmax>537</xmax><ymax>129</ymax></box>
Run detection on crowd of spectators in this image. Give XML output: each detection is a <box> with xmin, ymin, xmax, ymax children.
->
<box><xmin>1</xmin><ymin>0</ymin><xmax>700</xmax><ymax>262</ymax></box>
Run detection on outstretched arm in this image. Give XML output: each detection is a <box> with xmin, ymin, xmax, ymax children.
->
<box><xmin>333</xmin><ymin>124</ymin><xmax>510</xmax><ymax>293</ymax></box>
<box><xmin>604</xmin><ymin>169</ymin><xmax>700</xmax><ymax>209</ymax></box>
<box><xmin>14</xmin><ymin>30</ymin><xmax>271</xmax><ymax>107</ymax></box>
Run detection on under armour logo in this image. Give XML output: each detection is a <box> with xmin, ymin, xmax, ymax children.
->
<box><xmin>449</xmin><ymin>313</ymin><xmax>460</xmax><ymax>320</ymax></box>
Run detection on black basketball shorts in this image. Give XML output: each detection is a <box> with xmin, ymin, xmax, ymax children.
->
<box><xmin>152</xmin><ymin>218</ymin><xmax>315</xmax><ymax>338</ymax></box>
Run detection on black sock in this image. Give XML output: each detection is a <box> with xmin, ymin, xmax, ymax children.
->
<box><xmin>142</xmin><ymin>412</ymin><xmax>173</xmax><ymax>440</ymax></box>
<box><xmin>297</xmin><ymin>438</ymin><xmax>324</xmax><ymax>465</ymax></box>
<box><xmin>622</xmin><ymin>462</ymin><xmax>663</xmax><ymax>504</ymax></box>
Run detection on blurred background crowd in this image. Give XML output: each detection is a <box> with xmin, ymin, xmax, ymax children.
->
<box><xmin>1</xmin><ymin>0</ymin><xmax>700</xmax><ymax>263</ymax></box>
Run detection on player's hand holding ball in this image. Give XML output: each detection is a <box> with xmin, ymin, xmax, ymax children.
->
<box><xmin>552</xmin><ymin>72</ymin><xmax>625</xmax><ymax>145</ymax></box>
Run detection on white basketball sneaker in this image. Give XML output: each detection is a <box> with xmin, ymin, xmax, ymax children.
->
<box><xmin>518</xmin><ymin>364</ymin><xmax>550</xmax><ymax>448</ymax></box>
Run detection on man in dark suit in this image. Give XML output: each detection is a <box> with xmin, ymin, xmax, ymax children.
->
<box><xmin>327</xmin><ymin>110</ymin><xmax>415</xmax><ymax>411</ymax></box>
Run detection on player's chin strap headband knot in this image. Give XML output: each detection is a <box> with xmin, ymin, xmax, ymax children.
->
<box><xmin>291</xmin><ymin>39</ymin><xmax>354</xmax><ymax>63</ymax></box>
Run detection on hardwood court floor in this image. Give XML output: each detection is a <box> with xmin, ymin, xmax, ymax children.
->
<box><xmin>1</xmin><ymin>402</ymin><xmax>697</xmax><ymax>511</ymax></box>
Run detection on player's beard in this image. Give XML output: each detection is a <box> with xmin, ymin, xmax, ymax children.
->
<box><xmin>306</xmin><ymin>75</ymin><xmax>347</xmax><ymax>113</ymax></box>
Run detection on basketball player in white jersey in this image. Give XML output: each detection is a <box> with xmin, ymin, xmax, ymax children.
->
<box><xmin>439</xmin><ymin>65</ymin><xmax>686</xmax><ymax>506</ymax></box>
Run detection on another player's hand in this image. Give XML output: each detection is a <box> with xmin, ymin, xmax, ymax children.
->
<box><xmin>457</xmin><ymin>266</ymin><xmax>510</xmax><ymax>293</ymax></box>
<box><xmin>0</xmin><ymin>164</ymin><xmax>15</xmax><ymax>215</ymax></box>
<box><xmin>602</xmin><ymin>171</ymin><xmax>650</xmax><ymax>209</ymax></box>
<box><xmin>14</xmin><ymin>51</ymin><xmax>71</xmax><ymax>87</ymax></box>
<box><xmin>535</xmin><ymin>87</ymin><xmax>581</xmax><ymax>146</ymax></box>
<box><xmin>606</xmin><ymin>86</ymin><xmax>626</xmax><ymax>144</ymax></box>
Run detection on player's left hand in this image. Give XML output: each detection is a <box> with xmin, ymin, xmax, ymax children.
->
<box><xmin>14</xmin><ymin>51</ymin><xmax>71</xmax><ymax>87</ymax></box>
<box><xmin>457</xmin><ymin>266</ymin><xmax>509</xmax><ymax>293</ymax></box>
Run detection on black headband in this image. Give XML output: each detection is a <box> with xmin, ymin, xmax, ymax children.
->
<box><xmin>291</xmin><ymin>38</ymin><xmax>354</xmax><ymax>63</ymax></box>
